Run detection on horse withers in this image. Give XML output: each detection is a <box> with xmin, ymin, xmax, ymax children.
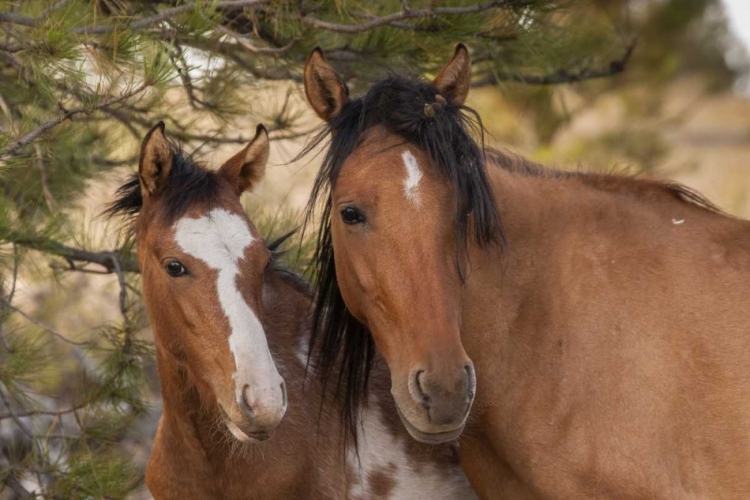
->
<box><xmin>302</xmin><ymin>45</ymin><xmax>750</xmax><ymax>499</ymax></box>
<box><xmin>109</xmin><ymin>123</ymin><xmax>476</xmax><ymax>499</ymax></box>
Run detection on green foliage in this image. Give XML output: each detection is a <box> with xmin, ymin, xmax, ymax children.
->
<box><xmin>50</xmin><ymin>449</ymin><xmax>140</xmax><ymax>499</ymax></box>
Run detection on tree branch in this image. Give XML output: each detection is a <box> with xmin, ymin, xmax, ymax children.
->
<box><xmin>298</xmin><ymin>0</ymin><xmax>515</xmax><ymax>33</ymax></box>
<box><xmin>0</xmin><ymin>83</ymin><xmax>152</xmax><ymax>160</ymax></box>
<box><xmin>2</xmin><ymin>471</ymin><xmax>33</xmax><ymax>500</ymax></box>
<box><xmin>7</xmin><ymin>234</ymin><xmax>139</xmax><ymax>274</ymax></box>
<box><xmin>473</xmin><ymin>42</ymin><xmax>637</xmax><ymax>86</ymax></box>
<box><xmin>0</xmin><ymin>13</ymin><xmax>37</xmax><ymax>28</ymax></box>
<box><xmin>0</xmin><ymin>296</ymin><xmax>92</xmax><ymax>347</ymax></box>
<box><xmin>213</xmin><ymin>23</ymin><xmax>298</xmax><ymax>54</ymax></box>
<box><xmin>74</xmin><ymin>0</ymin><xmax>272</xmax><ymax>34</ymax></box>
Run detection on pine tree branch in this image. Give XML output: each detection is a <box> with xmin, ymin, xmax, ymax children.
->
<box><xmin>0</xmin><ymin>1</ymin><xmax>272</xmax><ymax>32</ymax></box>
<box><xmin>7</xmin><ymin>234</ymin><xmax>139</xmax><ymax>274</ymax></box>
<box><xmin>0</xmin><ymin>82</ymin><xmax>152</xmax><ymax>160</ymax></box>
<box><xmin>39</xmin><ymin>0</ymin><xmax>74</xmax><ymax>20</ymax></box>
<box><xmin>0</xmin><ymin>392</ymin><xmax>47</xmax><ymax>491</ymax></box>
<box><xmin>74</xmin><ymin>0</ymin><xmax>272</xmax><ymax>34</ymax></box>
<box><xmin>0</xmin><ymin>245</ymin><xmax>19</xmax><ymax>352</ymax></box>
<box><xmin>2</xmin><ymin>470</ymin><xmax>33</xmax><ymax>500</ymax></box>
<box><xmin>212</xmin><ymin>23</ymin><xmax>298</xmax><ymax>54</ymax></box>
<box><xmin>297</xmin><ymin>0</ymin><xmax>517</xmax><ymax>33</ymax></box>
<box><xmin>0</xmin><ymin>297</ymin><xmax>92</xmax><ymax>347</ymax></box>
<box><xmin>109</xmin><ymin>254</ymin><xmax>129</xmax><ymax>323</ymax></box>
<box><xmin>0</xmin><ymin>13</ymin><xmax>37</xmax><ymax>28</ymax></box>
<box><xmin>0</xmin><ymin>399</ymin><xmax>92</xmax><ymax>421</ymax></box>
<box><xmin>473</xmin><ymin>41</ymin><xmax>637</xmax><ymax>86</ymax></box>
<box><xmin>0</xmin><ymin>388</ymin><xmax>34</xmax><ymax>441</ymax></box>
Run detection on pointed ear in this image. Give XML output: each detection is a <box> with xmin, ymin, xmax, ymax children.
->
<box><xmin>304</xmin><ymin>48</ymin><xmax>349</xmax><ymax>122</ymax></box>
<box><xmin>139</xmin><ymin>121</ymin><xmax>173</xmax><ymax>198</ymax></box>
<box><xmin>432</xmin><ymin>43</ymin><xmax>472</xmax><ymax>106</ymax></box>
<box><xmin>219</xmin><ymin>124</ymin><xmax>270</xmax><ymax>195</ymax></box>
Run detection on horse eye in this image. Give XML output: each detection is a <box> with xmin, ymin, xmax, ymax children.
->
<box><xmin>165</xmin><ymin>260</ymin><xmax>188</xmax><ymax>277</ymax></box>
<box><xmin>340</xmin><ymin>206</ymin><xmax>365</xmax><ymax>225</ymax></box>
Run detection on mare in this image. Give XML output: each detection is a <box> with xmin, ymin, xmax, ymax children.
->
<box><xmin>301</xmin><ymin>45</ymin><xmax>750</xmax><ymax>499</ymax></box>
<box><xmin>108</xmin><ymin>122</ymin><xmax>476</xmax><ymax>499</ymax></box>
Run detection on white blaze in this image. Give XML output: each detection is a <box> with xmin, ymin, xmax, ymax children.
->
<box><xmin>402</xmin><ymin>150</ymin><xmax>423</xmax><ymax>205</ymax></box>
<box><xmin>174</xmin><ymin>209</ymin><xmax>282</xmax><ymax>403</ymax></box>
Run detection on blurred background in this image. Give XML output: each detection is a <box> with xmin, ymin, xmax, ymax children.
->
<box><xmin>0</xmin><ymin>1</ymin><xmax>748</xmax><ymax>498</ymax></box>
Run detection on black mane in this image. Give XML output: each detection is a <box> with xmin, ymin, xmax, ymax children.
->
<box><xmin>106</xmin><ymin>146</ymin><xmax>221</xmax><ymax>224</ymax></box>
<box><xmin>301</xmin><ymin>76</ymin><xmax>506</xmax><ymax>441</ymax></box>
<box><xmin>105</xmin><ymin>147</ymin><xmax>299</xmax><ymax>263</ymax></box>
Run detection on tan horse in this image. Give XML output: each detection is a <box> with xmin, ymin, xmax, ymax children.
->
<box><xmin>302</xmin><ymin>45</ymin><xmax>750</xmax><ymax>499</ymax></box>
<box><xmin>108</xmin><ymin>122</ymin><xmax>476</xmax><ymax>499</ymax></box>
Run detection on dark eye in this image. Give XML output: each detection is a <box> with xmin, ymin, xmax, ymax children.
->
<box><xmin>165</xmin><ymin>260</ymin><xmax>188</xmax><ymax>277</ymax></box>
<box><xmin>340</xmin><ymin>206</ymin><xmax>365</xmax><ymax>225</ymax></box>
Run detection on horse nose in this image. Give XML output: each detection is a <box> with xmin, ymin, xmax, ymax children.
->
<box><xmin>239</xmin><ymin>381</ymin><xmax>287</xmax><ymax>429</ymax></box>
<box><xmin>409</xmin><ymin>362</ymin><xmax>475</xmax><ymax>426</ymax></box>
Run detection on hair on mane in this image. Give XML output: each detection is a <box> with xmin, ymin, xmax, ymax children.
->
<box><xmin>299</xmin><ymin>75</ymin><xmax>506</xmax><ymax>443</ymax></box>
<box><xmin>106</xmin><ymin>145</ymin><xmax>221</xmax><ymax>224</ymax></box>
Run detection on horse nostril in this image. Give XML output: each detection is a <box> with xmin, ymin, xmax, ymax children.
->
<box><xmin>464</xmin><ymin>363</ymin><xmax>476</xmax><ymax>400</ymax></box>
<box><xmin>414</xmin><ymin>370</ymin><xmax>431</xmax><ymax>410</ymax></box>
<box><xmin>280</xmin><ymin>381</ymin><xmax>288</xmax><ymax>408</ymax></box>
<box><xmin>241</xmin><ymin>384</ymin><xmax>256</xmax><ymax>421</ymax></box>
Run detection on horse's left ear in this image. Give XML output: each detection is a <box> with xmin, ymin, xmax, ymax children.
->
<box><xmin>432</xmin><ymin>43</ymin><xmax>472</xmax><ymax>106</ymax></box>
<box><xmin>219</xmin><ymin>124</ymin><xmax>270</xmax><ymax>195</ymax></box>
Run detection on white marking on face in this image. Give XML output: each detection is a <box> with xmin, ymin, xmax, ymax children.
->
<box><xmin>346</xmin><ymin>392</ymin><xmax>477</xmax><ymax>500</ymax></box>
<box><xmin>402</xmin><ymin>150</ymin><xmax>423</xmax><ymax>206</ymax></box>
<box><xmin>174</xmin><ymin>209</ymin><xmax>284</xmax><ymax>412</ymax></box>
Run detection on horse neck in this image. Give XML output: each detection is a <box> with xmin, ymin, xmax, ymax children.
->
<box><xmin>459</xmin><ymin>152</ymin><xmax>725</xmax><ymax>354</ymax></box>
<box><xmin>152</xmin><ymin>338</ymin><xmax>217</xmax><ymax>442</ymax></box>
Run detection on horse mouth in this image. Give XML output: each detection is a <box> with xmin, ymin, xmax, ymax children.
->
<box><xmin>225</xmin><ymin>419</ymin><xmax>272</xmax><ymax>442</ymax></box>
<box><xmin>395</xmin><ymin>406</ymin><xmax>465</xmax><ymax>444</ymax></box>
<box><xmin>218</xmin><ymin>405</ymin><xmax>273</xmax><ymax>443</ymax></box>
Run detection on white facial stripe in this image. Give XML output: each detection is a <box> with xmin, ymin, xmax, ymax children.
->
<box><xmin>173</xmin><ymin>208</ymin><xmax>281</xmax><ymax>395</ymax></box>
<box><xmin>402</xmin><ymin>150</ymin><xmax>423</xmax><ymax>205</ymax></box>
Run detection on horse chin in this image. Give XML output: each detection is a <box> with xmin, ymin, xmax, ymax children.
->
<box><xmin>395</xmin><ymin>405</ymin><xmax>465</xmax><ymax>444</ymax></box>
<box><xmin>225</xmin><ymin>419</ymin><xmax>273</xmax><ymax>443</ymax></box>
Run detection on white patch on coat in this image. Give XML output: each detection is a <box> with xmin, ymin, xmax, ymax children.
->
<box><xmin>296</xmin><ymin>334</ymin><xmax>311</xmax><ymax>367</ymax></box>
<box><xmin>346</xmin><ymin>393</ymin><xmax>477</xmax><ymax>500</ymax></box>
<box><xmin>174</xmin><ymin>209</ymin><xmax>284</xmax><ymax>412</ymax></box>
<box><xmin>401</xmin><ymin>150</ymin><xmax>423</xmax><ymax>206</ymax></box>
<box><xmin>672</xmin><ymin>218</ymin><xmax>685</xmax><ymax>225</ymax></box>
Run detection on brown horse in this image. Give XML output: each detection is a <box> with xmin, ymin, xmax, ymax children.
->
<box><xmin>302</xmin><ymin>45</ymin><xmax>750</xmax><ymax>499</ymax></box>
<box><xmin>108</xmin><ymin>122</ymin><xmax>476</xmax><ymax>499</ymax></box>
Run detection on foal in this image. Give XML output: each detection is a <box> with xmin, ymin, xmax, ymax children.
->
<box><xmin>303</xmin><ymin>46</ymin><xmax>750</xmax><ymax>499</ymax></box>
<box><xmin>109</xmin><ymin>122</ymin><xmax>476</xmax><ymax>499</ymax></box>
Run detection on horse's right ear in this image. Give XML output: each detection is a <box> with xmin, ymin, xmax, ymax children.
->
<box><xmin>304</xmin><ymin>48</ymin><xmax>349</xmax><ymax>122</ymax></box>
<box><xmin>138</xmin><ymin>121</ymin><xmax>173</xmax><ymax>198</ymax></box>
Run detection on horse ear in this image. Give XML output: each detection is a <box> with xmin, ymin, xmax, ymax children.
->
<box><xmin>139</xmin><ymin>121</ymin><xmax>173</xmax><ymax>198</ymax></box>
<box><xmin>432</xmin><ymin>43</ymin><xmax>472</xmax><ymax>106</ymax></box>
<box><xmin>219</xmin><ymin>124</ymin><xmax>270</xmax><ymax>195</ymax></box>
<box><xmin>304</xmin><ymin>48</ymin><xmax>349</xmax><ymax>122</ymax></box>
